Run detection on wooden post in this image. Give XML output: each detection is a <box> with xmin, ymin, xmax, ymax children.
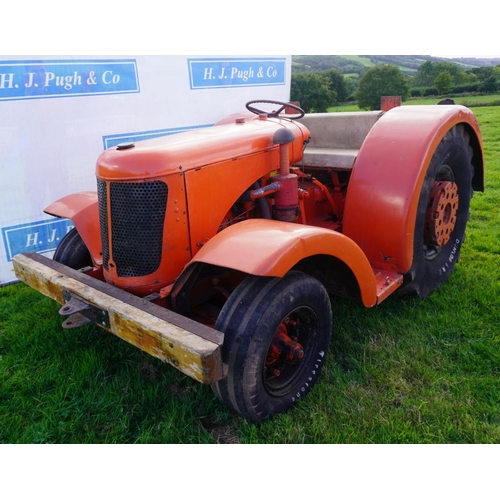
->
<box><xmin>380</xmin><ymin>96</ymin><xmax>402</xmax><ymax>111</ymax></box>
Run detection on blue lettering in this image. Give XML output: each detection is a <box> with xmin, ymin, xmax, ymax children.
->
<box><xmin>2</xmin><ymin>219</ymin><xmax>75</xmax><ymax>261</ymax></box>
<box><xmin>188</xmin><ymin>58</ymin><xmax>286</xmax><ymax>89</ymax></box>
<box><xmin>0</xmin><ymin>59</ymin><xmax>139</xmax><ymax>101</ymax></box>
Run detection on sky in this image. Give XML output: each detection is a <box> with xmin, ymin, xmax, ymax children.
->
<box><xmin>2</xmin><ymin>2</ymin><xmax>498</xmax><ymax>58</ymax></box>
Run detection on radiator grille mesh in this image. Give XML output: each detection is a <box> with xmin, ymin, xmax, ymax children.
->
<box><xmin>98</xmin><ymin>179</ymin><xmax>168</xmax><ymax>277</ymax></box>
<box><xmin>97</xmin><ymin>179</ymin><xmax>109</xmax><ymax>270</ymax></box>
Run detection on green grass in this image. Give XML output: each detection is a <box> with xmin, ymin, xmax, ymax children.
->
<box><xmin>338</xmin><ymin>55</ymin><xmax>376</xmax><ymax>67</ymax></box>
<box><xmin>1</xmin><ymin>105</ymin><xmax>499</xmax><ymax>444</ymax></box>
<box><xmin>329</xmin><ymin>93</ymin><xmax>500</xmax><ymax>112</ymax></box>
<box><xmin>407</xmin><ymin>94</ymin><xmax>500</xmax><ymax>107</ymax></box>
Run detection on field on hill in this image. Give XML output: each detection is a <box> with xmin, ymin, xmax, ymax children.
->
<box><xmin>328</xmin><ymin>93</ymin><xmax>500</xmax><ymax>112</ymax></box>
<box><xmin>293</xmin><ymin>55</ymin><xmax>500</xmax><ymax>76</ymax></box>
<box><xmin>1</xmin><ymin>102</ymin><xmax>499</xmax><ymax>444</ymax></box>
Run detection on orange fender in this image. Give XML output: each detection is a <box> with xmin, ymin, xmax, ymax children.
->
<box><xmin>44</xmin><ymin>192</ymin><xmax>102</xmax><ymax>265</ymax></box>
<box><xmin>343</xmin><ymin>105</ymin><xmax>484</xmax><ymax>274</ymax></box>
<box><xmin>190</xmin><ymin>218</ymin><xmax>379</xmax><ymax>307</ymax></box>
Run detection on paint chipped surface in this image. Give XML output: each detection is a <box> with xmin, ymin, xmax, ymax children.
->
<box><xmin>12</xmin><ymin>252</ymin><xmax>224</xmax><ymax>384</ymax></box>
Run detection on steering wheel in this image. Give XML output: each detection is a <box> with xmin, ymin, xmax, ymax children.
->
<box><xmin>245</xmin><ymin>100</ymin><xmax>305</xmax><ymax>120</ymax></box>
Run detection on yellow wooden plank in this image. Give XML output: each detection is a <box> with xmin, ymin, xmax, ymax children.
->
<box><xmin>12</xmin><ymin>253</ymin><xmax>225</xmax><ymax>384</ymax></box>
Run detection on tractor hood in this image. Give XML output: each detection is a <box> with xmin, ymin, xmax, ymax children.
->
<box><xmin>96</xmin><ymin>116</ymin><xmax>310</xmax><ymax>181</ymax></box>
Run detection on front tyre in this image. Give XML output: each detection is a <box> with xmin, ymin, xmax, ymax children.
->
<box><xmin>398</xmin><ymin>124</ymin><xmax>474</xmax><ymax>298</ymax></box>
<box><xmin>53</xmin><ymin>227</ymin><xmax>92</xmax><ymax>270</ymax></box>
<box><xmin>211</xmin><ymin>271</ymin><xmax>332</xmax><ymax>422</ymax></box>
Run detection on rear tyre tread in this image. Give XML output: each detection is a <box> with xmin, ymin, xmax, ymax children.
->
<box><xmin>398</xmin><ymin>124</ymin><xmax>474</xmax><ymax>298</ymax></box>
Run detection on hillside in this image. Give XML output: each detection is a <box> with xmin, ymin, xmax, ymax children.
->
<box><xmin>292</xmin><ymin>55</ymin><xmax>500</xmax><ymax>76</ymax></box>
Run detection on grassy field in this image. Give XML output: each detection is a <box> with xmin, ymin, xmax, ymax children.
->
<box><xmin>329</xmin><ymin>93</ymin><xmax>500</xmax><ymax>112</ymax></box>
<box><xmin>1</xmin><ymin>101</ymin><xmax>499</xmax><ymax>444</ymax></box>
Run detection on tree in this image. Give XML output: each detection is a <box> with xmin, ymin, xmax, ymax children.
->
<box><xmin>323</xmin><ymin>69</ymin><xmax>348</xmax><ymax>103</ymax></box>
<box><xmin>290</xmin><ymin>72</ymin><xmax>336</xmax><ymax>113</ymax></box>
<box><xmin>355</xmin><ymin>64</ymin><xmax>410</xmax><ymax>111</ymax></box>
<box><xmin>480</xmin><ymin>75</ymin><xmax>499</xmax><ymax>93</ymax></box>
<box><xmin>344</xmin><ymin>75</ymin><xmax>359</xmax><ymax>100</ymax></box>
<box><xmin>415</xmin><ymin>60</ymin><xmax>434</xmax><ymax>86</ymax></box>
<box><xmin>415</xmin><ymin>60</ymin><xmax>466</xmax><ymax>87</ymax></box>
<box><xmin>434</xmin><ymin>71</ymin><xmax>453</xmax><ymax>94</ymax></box>
<box><xmin>469</xmin><ymin>66</ymin><xmax>495</xmax><ymax>80</ymax></box>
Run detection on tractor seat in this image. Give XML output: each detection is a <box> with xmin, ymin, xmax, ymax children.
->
<box><xmin>296</xmin><ymin>111</ymin><xmax>384</xmax><ymax>170</ymax></box>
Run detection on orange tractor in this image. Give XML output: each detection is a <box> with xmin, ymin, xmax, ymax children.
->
<box><xmin>13</xmin><ymin>100</ymin><xmax>484</xmax><ymax>421</ymax></box>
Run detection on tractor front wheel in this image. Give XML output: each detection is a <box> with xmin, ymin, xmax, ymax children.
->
<box><xmin>53</xmin><ymin>227</ymin><xmax>92</xmax><ymax>270</ymax></box>
<box><xmin>211</xmin><ymin>271</ymin><xmax>332</xmax><ymax>422</ymax></box>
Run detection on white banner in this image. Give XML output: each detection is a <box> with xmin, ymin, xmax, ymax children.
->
<box><xmin>0</xmin><ymin>55</ymin><xmax>291</xmax><ymax>285</ymax></box>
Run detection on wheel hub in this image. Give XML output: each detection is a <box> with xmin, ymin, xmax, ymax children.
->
<box><xmin>265</xmin><ymin>323</ymin><xmax>304</xmax><ymax>377</ymax></box>
<box><xmin>424</xmin><ymin>181</ymin><xmax>459</xmax><ymax>247</ymax></box>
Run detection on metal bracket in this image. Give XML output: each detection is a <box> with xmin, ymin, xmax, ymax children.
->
<box><xmin>60</xmin><ymin>290</ymin><xmax>110</xmax><ymax>330</ymax></box>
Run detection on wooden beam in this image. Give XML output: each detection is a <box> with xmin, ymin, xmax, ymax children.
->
<box><xmin>13</xmin><ymin>252</ymin><xmax>226</xmax><ymax>384</ymax></box>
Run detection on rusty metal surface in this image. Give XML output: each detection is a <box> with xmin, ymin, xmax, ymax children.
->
<box><xmin>59</xmin><ymin>294</ymin><xmax>109</xmax><ymax>329</ymax></box>
<box><xmin>425</xmin><ymin>181</ymin><xmax>459</xmax><ymax>247</ymax></box>
<box><xmin>12</xmin><ymin>252</ymin><xmax>225</xmax><ymax>384</ymax></box>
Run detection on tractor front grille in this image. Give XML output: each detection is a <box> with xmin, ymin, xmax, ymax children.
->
<box><xmin>97</xmin><ymin>180</ymin><xmax>110</xmax><ymax>271</ymax></box>
<box><xmin>97</xmin><ymin>179</ymin><xmax>168</xmax><ymax>278</ymax></box>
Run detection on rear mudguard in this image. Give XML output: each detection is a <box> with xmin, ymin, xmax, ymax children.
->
<box><xmin>343</xmin><ymin>105</ymin><xmax>484</xmax><ymax>273</ymax></box>
<box><xmin>44</xmin><ymin>191</ymin><xmax>102</xmax><ymax>265</ymax></box>
<box><xmin>184</xmin><ymin>218</ymin><xmax>381</xmax><ymax>307</ymax></box>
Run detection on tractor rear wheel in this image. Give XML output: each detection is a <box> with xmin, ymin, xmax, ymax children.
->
<box><xmin>211</xmin><ymin>271</ymin><xmax>332</xmax><ymax>421</ymax></box>
<box><xmin>53</xmin><ymin>227</ymin><xmax>92</xmax><ymax>270</ymax></box>
<box><xmin>398</xmin><ymin>124</ymin><xmax>474</xmax><ymax>298</ymax></box>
